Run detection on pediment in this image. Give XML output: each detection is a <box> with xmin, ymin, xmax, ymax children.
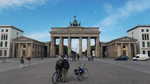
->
<box><xmin>19</xmin><ymin>37</ymin><xmax>30</xmax><ymax>40</ymax></box>
<box><xmin>109</xmin><ymin>36</ymin><xmax>137</xmax><ymax>44</ymax></box>
<box><xmin>14</xmin><ymin>36</ymin><xmax>33</xmax><ymax>41</ymax></box>
<box><xmin>116</xmin><ymin>37</ymin><xmax>137</xmax><ymax>42</ymax></box>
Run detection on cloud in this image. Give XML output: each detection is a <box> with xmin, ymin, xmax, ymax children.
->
<box><xmin>0</xmin><ymin>0</ymin><xmax>48</xmax><ymax>9</ymax></box>
<box><xmin>98</xmin><ymin>0</ymin><xmax>150</xmax><ymax>28</ymax></box>
<box><xmin>25</xmin><ymin>31</ymin><xmax>50</xmax><ymax>41</ymax></box>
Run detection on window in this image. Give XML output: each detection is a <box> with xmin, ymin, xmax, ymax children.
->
<box><xmin>1</xmin><ymin>34</ymin><xmax>7</xmax><ymax>40</ymax></box>
<box><xmin>0</xmin><ymin>50</ymin><xmax>2</xmax><ymax>56</ymax></box>
<box><xmin>146</xmin><ymin>29</ymin><xmax>149</xmax><ymax>32</ymax></box>
<box><xmin>4</xmin><ymin>34</ymin><xmax>5</xmax><ymax>40</ymax></box>
<box><xmin>147</xmin><ymin>34</ymin><xmax>149</xmax><ymax>40</ymax></box>
<box><xmin>1</xmin><ymin>34</ymin><xmax>4</xmax><ymax>40</ymax></box>
<box><xmin>142</xmin><ymin>34</ymin><xmax>144</xmax><ymax>40</ymax></box>
<box><xmin>1</xmin><ymin>29</ymin><xmax>4</xmax><ymax>32</ymax></box>
<box><xmin>142</xmin><ymin>34</ymin><xmax>149</xmax><ymax>40</ymax></box>
<box><xmin>6</xmin><ymin>29</ymin><xmax>8</xmax><ymax>32</ymax></box>
<box><xmin>148</xmin><ymin>42</ymin><xmax>150</xmax><ymax>47</ymax></box>
<box><xmin>4</xmin><ymin>50</ymin><xmax>7</xmax><ymax>56</ymax></box>
<box><xmin>5</xmin><ymin>41</ymin><xmax>7</xmax><ymax>47</ymax></box>
<box><xmin>6</xmin><ymin>34</ymin><xmax>8</xmax><ymax>40</ymax></box>
<box><xmin>3</xmin><ymin>34</ymin><xmax>7</xmax><ymax>40</ymax></box>
<box><xmin>0</xmin><ymin>41</ymin><xmax>3</xmax><ymax>47</ymax></box>
<box><xmin>145</xmin><ymin>34</ymin><xmax>147</xmax><ymax>40</ymax></box>
<box><xmin>142</xmin><ymin>42</ymin><xmax>145</xmax><ymax>47</ymax></box>
<box><xmin>141</xmin><ymin>29</ymin><xmax>144</xmax><ymax>32</ymax></box>
<box><xmin>143</xmin><ymin>51</ymin><xmax>145</xmax><ymax>54</ymax></box>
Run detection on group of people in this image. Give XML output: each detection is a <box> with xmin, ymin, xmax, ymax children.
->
<box><xmin>55</xmin><ymin>55</ymin><xmax>89</xmax><ymax>82</ymax></box>
<box><xmin>55</xmin><ymin>55</ymin><xmax>70</xmax><ymax>82</ymax></box>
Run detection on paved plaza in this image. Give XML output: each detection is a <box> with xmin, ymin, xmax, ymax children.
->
<box><xmin>0</xmin><ymin>58</ymin><xmax>150</xmax><ymax>84</ymax></box>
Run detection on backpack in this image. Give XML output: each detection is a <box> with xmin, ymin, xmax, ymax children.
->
<box><xmin>55</xmin><ymin>59</ymin><xmax>63</xmax><ymax>70</ymax></box>
<box><xmin>63</xmin><ymin>59</ymin><xmax>70</xmax><ymax>69</ymax></box>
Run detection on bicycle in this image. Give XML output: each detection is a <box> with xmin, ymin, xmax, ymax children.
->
<box><xmin>51</xmin><ymin>70</ymin><xmax>62</xmax><ymax>84</ymax></box>
<box><xmin>74</xmin><ymin>64</ymin><xmax>88</xmax><ymax>81</ymax></box>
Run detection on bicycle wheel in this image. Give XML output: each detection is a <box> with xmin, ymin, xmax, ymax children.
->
<box><xmin>83</xmin><ymin>68</ymin><xmax>88</xmax><ymax>78</ymax></box>
<box><xmin>52</xmin><ymin>72</ymin><xmax>59</xmax><ymax>84</ymax></box>
<box><xmin>76</xmin><ymin>75</ymin><xmax>82</xmax><ymax>81</ymax></box>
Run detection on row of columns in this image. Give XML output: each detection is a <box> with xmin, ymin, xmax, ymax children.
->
<box><xmin>13</xmin><ymin>43</ymin><xmax>45</xmax><ymax>58</ymax></box>
<box><xmin>50</xmin><ymin>36</ymin><xmax>100</xmax><ymax>57</ymax></box>
<box><xmin>117</xmin><ymin>43</ymin><xmax>137</xmax><ymax>58</ymax></box>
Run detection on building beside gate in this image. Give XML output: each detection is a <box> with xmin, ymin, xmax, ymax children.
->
<box><xmin>102</xmin><ymin>37</ymin><xmax>137</xmax><ymax>59</ymax></box>
<box><xmin>0</xmin><ymin>25</ymin><xmax>23</xmax><ymax>57</ymax></box>
<box><xmin>12</xmin><ymin>36</ymin><xmax>47</xmax><ymax>58</ymax></box>
<box><xmin>127</xmin><ymin>25</ymin><xmax>150</xmax><ymax>56</ymax></box>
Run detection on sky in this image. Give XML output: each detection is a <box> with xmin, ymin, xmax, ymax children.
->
<box><xmin>0</xmin><ymin>0</ymin><xmax>150</xmax><ymax>51</ymax></box>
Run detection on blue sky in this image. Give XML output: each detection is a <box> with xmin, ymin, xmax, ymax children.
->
<box><xmin>0</xmin><ymin>0</ymin><xmax>150</xmax><ymax>42</ymax></box>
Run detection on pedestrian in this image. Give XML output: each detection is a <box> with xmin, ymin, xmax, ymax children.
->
<box><xmin>20</xmin><ymin>56</ymin><xmax>25</xmax><ymax>68</ymax></box>
<box><xmin>77</xmin><ymin>54</ymin><xmax>80</xmax><ymax>60</ymax></box>
<box><xmin>26</xmin><ymin>56</ymin><xmax>31</xmax><ymax>66</ymax></box>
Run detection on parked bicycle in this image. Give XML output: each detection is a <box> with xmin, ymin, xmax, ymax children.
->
<box><xmin>74</xmin><ymin>64</ymin><xmax>88</xmax><ymax>81</ymax></box>
<box><xmin>51</xmin><ymin>70</ymin><xmax>62</xmax><ymax>84</ymax></box>
<box><xmin>52</xmin><ymin>56</ymin><xmax>70</xmax><ymax>84</ymax></box>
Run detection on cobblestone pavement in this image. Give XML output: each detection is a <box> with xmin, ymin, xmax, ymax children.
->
<box><xmin>0</xmin><ymin>58</ymin><xmax>57</xmax><ymax>72</ymax></box>
<box><xmin>0</xmin><ymin>58</ymin><xmax>150</xmax><ymax>84</ymax></box>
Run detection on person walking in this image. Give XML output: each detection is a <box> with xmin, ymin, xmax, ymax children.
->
<box><xmin>77</xmin><ymin>54</ymin><xmax>80</xmax><ymax>60</ymax></box>
<box><xmin>26</xmin><ymin>56</ymin><xmax>31</xmax><ymax>66</ymax></box>
<box><xmin>20</xmin><ymin>56</ymin><xmax>25</xmax><ymax>68</ymax></box>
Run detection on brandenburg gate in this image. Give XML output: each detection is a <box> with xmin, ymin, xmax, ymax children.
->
<box><xmin>50</xmin><ymin>17</ymin><xmax>100</xmax><ymax>57</ymax></box>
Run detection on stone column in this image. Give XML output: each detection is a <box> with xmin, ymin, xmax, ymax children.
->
<box><xmin>128</xmin><ymin>43</ymin><xmax>132</xmax><ymax>59</ymax></box>
<box><xmin>120</xmin><ymin>43</ymin><xmax>123</xmax><ymax>56</ymax></box>
<box><xmin>12</xmin><ymin>41</ymin><xmax>15</xmax><ymax>58</ymax></box>
<box><xmin>38</xmin><ymin>45</ymin><xmax>39</xmax><ymax>57</ymax></box>
<box><xmin>79</xmin><ymin>37</ymin><xmax>82</xmax><ymax>57</ymax></box>
<box><xmin>19</xmin><ymin>43</ymin><xmax>22</xmax><ymax>58</ymax></box>
<box><xmin>87</xmin><ymin>37</ymin><xmax>91</xmax><ymax>57</ymax></box>
<box><xmin>117</xmin><ymin>43</ymin><xmax>121</xmax><ymax>57</ymax></box>
<box><xmin>42</xmin><ymin>46</ymin><xmax>44</xmax><ymax>57</ymax></box>
<box><xmin>32</xmin><ymin>43</ymin><xmax>34</xmax><ymax>57</ymax></box>
<box><xmin>134</xmin><ymin>43</ymin><xmax>137</xmax><ymax>56</ymax></box>
<box><xmin>30</xmin><ymin>43</ymin><xmax>33</xmax><ymax>57</ymax></box>
<box><xmin>40</xmin><ymin>46</ymin><xmax>42</xmax><ymax>57</ymax></box>
<box><xmin>34</xmin><ymin>44</ymin><xmax>36</xmax><ymax>57</ymax></box>
<box><xmin>100</xmin><ymin>43</ymin><xmax>103</xmax><ymax>57</ymax></box>
<box><xmin>41</xmin><ymin>46</ymin><xmax>42</xmax><ymax>58</ymax></box>
<box><xmin>68</xmin><ymin>37</ymin><xmax>72</xmax><ymax>57</ymax></box>
<box><xmin>18</xmin><ymin>43</ymin><xmax>20</xmax><ymax>58</ymax></box>
<box><xmin>96</xmin><ymin>37</ymin><xmax>100</xmax><ymax>57</ymax></box>
<box><xmin>59</xmin><ymin>37</ymin><xmax>63</xmax><ymax>56</ymax></box>
<box><xmin>26</xmin><ymin>43</ymin><xmax>28</xmax><ymax>57</ymax></box>
<box><xmin>50</xmin><ymin>37</ymin><xmax>56</xmax><ymax>57</ymax></box>
<box><xmin>48</xmin><ymin>43</ymin><xmax>50</xmax><ymax>57</ymax></box>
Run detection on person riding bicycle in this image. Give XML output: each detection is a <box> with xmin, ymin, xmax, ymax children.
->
<box><xmin>55</xmin><ymin>55</ymin><xmax>70</xmax><ymax>82</ymax></box>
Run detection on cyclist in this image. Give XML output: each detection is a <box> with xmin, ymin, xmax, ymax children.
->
<box><xmin>55</xmin><ymin>55</ymin><xmax>70</xmax><ymax>82</ymax></box>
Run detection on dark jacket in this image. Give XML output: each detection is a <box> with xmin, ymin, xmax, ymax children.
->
<box><xmin>55</xmin><ymin>59</ymin><xmax>70</xmax><ymax>71</ymax></box>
